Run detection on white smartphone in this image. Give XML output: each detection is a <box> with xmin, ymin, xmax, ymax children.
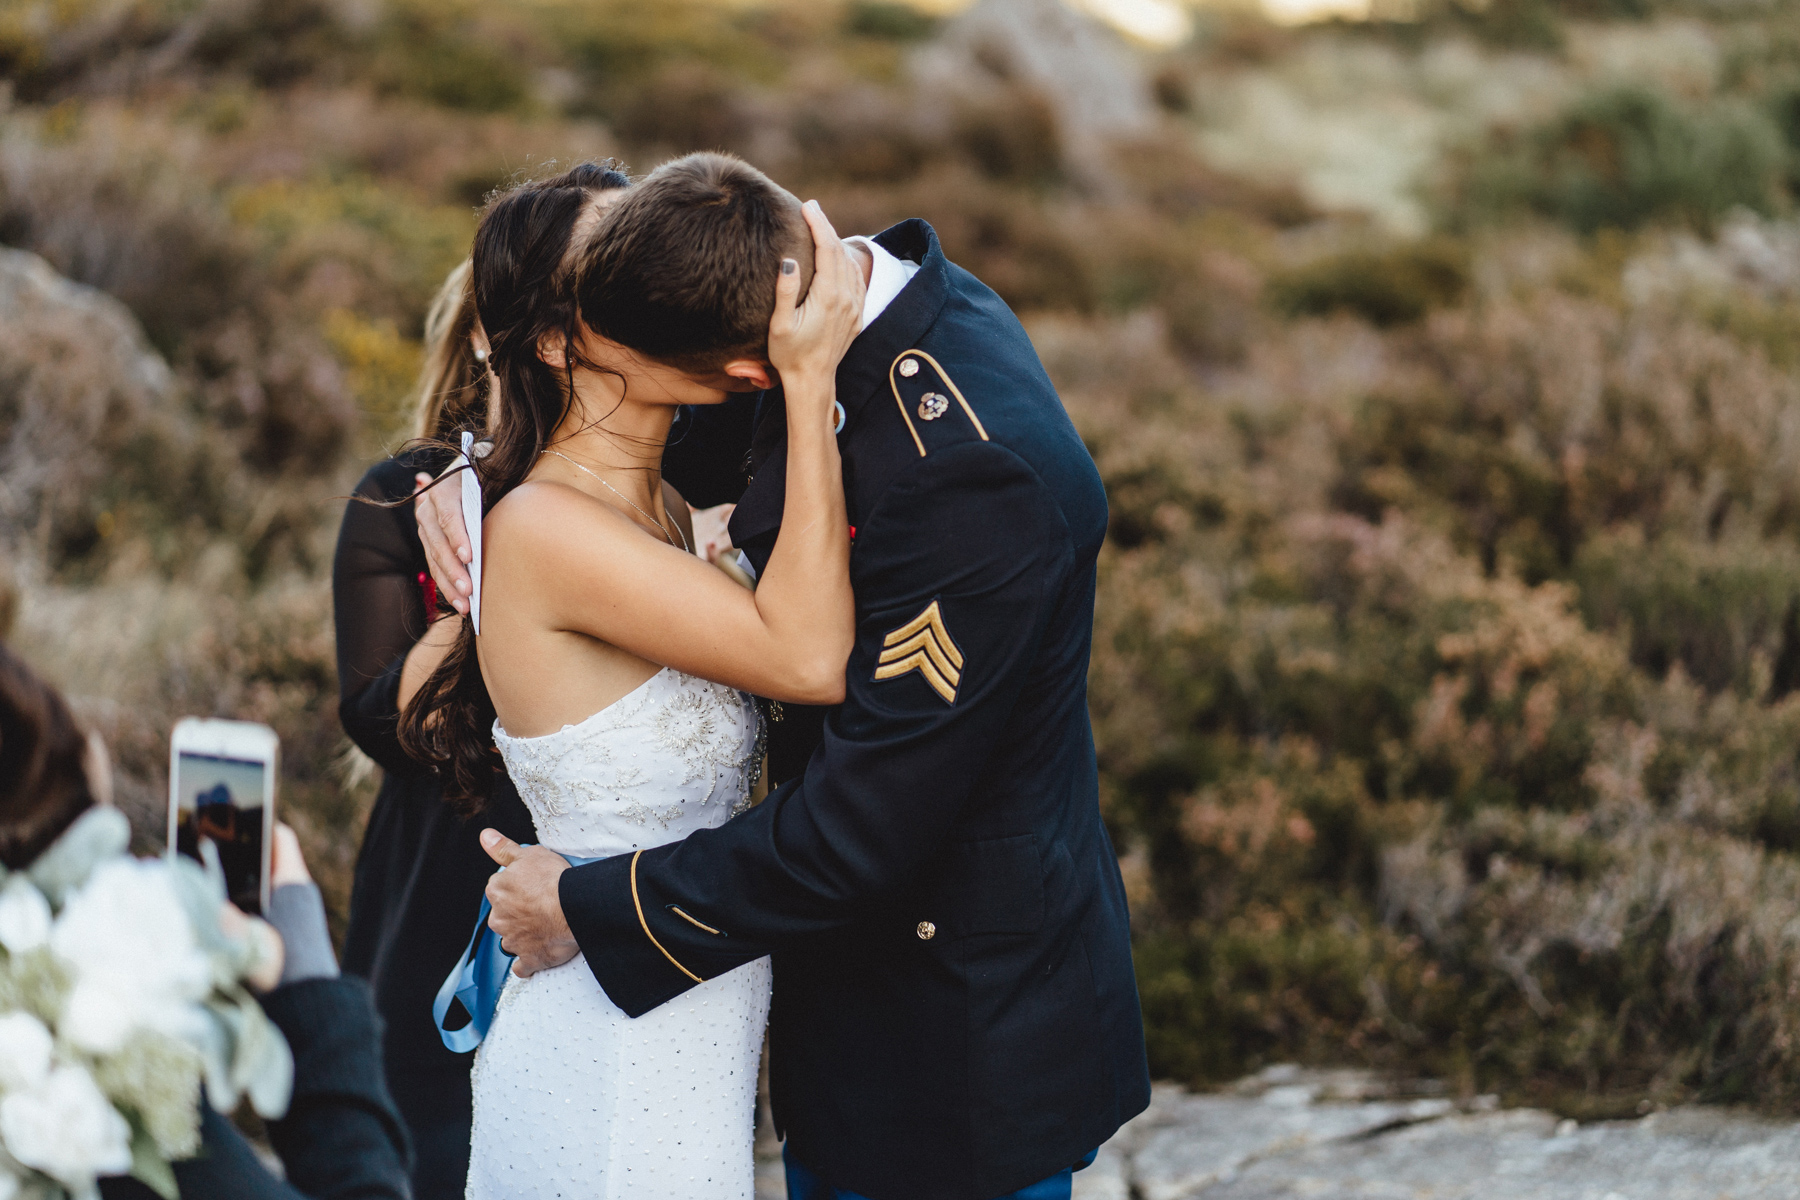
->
<box><xmin>167</xmin><ymin>718</ymin><xmax>278</xmax><ymax>915</ymax></box>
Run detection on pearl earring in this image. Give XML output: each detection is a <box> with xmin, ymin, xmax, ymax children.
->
<box><xmin>474</xmin><ymin>347</ymin><xmax>489</xmax><ymax>363</ymax></box>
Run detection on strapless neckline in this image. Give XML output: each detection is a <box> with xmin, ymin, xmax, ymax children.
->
<box><xmin>489</xmin><ymin>666</ymin><xmax>763</xmax><ymax>860</ymax></box>
<box><xmin>493</xmin><ymin>665</ymin><xmax>673</xmax><ymax>745</ymax></box>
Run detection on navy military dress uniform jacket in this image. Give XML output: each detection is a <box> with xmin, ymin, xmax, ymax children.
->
<box><xmin>560</xmin><ymin>219</ymin><xmax>1151</xmax><ymax>1200</ymax></box>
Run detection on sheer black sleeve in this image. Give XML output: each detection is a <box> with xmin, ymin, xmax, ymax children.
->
<box><xmin>332</xmin><ymin>452</ymin><xmax>447</xmax><ymax>777</ymax></box>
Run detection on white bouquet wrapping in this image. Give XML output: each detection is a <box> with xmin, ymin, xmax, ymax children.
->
<box><xmin>0</xmin><ymin>807</ymin><xmax>294</xmax><ymax>1200</ymax></box>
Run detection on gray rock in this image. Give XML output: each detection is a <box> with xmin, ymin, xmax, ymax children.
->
<box><xmin>1202</xmin><ymin>1107</ymin><xmax>1800</xmax><ymax>1199</ymax></box>
<box><xmin>754</xmin><ymin>1153</ymin><xmax>785</xmax><ymax>1200</ymax></box>
<box><xmin>1130</xmin><ymin>1087</ymin><xmax>1455</xmax><ymax>1200</ymax></box>
<box><xmin>0</xmin><ymin>246</ymin><xmax>172</xmax><ymax>399</ymax></box>
<box><xmin>1080</xmin><ymin>1070</ymin><xmax>1800</xmax><ymax>1200</ymax></box>
<box><xmin>0</xmin><ymin>245</ymin><xmax>181</xmax><ymax>557</ymax></box>
<box><xmin>910</xmin><ymin>0</ymin><xmax>1154</xmax><ymax>175</ymax></box>
<box><xmin>1070</xmin><ymin>1142</ymin><xmax>1132</xmax><ymax>1200</ymax></box>
<box><xmin>754</xmin><ymin>1067</ymin><xmax>1800</xmax><ymax>1198</ymax></box>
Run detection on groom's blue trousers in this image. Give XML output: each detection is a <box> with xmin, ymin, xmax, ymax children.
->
<box><xmin>783</xmin><ymin>1146</ymin><xmax>1098</xmax><ymax>1200</ymax></box>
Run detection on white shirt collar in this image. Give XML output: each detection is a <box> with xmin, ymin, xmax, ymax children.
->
<box><xmin>845</xmin><ymin>235</ymin><xmax>921</xmax><ymax>333</ymax></box>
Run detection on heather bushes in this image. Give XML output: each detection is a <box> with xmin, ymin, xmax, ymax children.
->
<box><xmin>1051</xmin><ymin>222</ymin><xmax>1800</xmax><ymax>1108</ymax></box>
<box><xmin>1267</xmin><ymin>238</ymin><xmax>1470</xmax><ymax>326</ymax></box>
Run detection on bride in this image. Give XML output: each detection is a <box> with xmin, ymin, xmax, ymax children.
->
<box><xmin>399</xmin><ymin>166</ymin><xmax>863</xmax><ymax>1199</ymax></box>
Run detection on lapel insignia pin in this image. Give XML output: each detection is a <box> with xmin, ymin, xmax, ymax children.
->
<box><xmin>918</xmin><ymin>392</ymin><xmax>949</xmax><ymax>421</ymax></box>
<box><xmin>874</xmin><ymin>600</ymin><xmax>963</xmax><ymax>704</ymax></box>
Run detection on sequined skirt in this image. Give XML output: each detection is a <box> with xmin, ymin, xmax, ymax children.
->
<box><xmin>466</xmin><ymin>952</ymin><xmax>772</xmax><ymax>1200</ymax></box>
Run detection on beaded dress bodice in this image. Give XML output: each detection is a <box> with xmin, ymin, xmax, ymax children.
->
<box><xmin>491</xmin><ymin>667</ymin><xmax>762</xmax><ymax>859</ymax></box>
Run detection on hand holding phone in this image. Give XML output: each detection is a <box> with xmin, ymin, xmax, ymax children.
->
<box><xmin>167</xmin><ymin>718</ymin><xmax>278</xmax><ymax>915</ymax></box>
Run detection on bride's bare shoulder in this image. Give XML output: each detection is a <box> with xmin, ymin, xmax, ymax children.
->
<box><xmin>486</xmin><ymin>480</ymin><xmax>638</xmax><ymax>553</ymax></box>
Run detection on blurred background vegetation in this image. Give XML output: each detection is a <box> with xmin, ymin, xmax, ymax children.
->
<box><xmin>10</xmin><ymin>0</ymin><xmax>1800</xmax><ymax>1120</ymax></box>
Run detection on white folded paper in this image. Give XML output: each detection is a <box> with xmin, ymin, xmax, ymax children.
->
<box><xmin>460</xmin><ymin>431</ymin><xmax>485</xmax><ymax>634</ymax></box>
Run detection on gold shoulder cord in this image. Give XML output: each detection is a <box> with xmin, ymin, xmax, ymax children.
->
<box><xmin>888</xmin><ymin>353</ymin><xmax>928</xmax><ymax>457</ymax></box>
<box><xmin>890</xmin><ymin>349</ymin><xmax>992</xmax><ymax>458</ymax></box>
<box><xmin>630</xmin><ymin>850</ymin><xmax>702</xmax><ymax>984</ymax></box>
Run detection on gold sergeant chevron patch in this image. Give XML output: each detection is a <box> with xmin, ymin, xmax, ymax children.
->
<box><xmin>874</xmin><ymin>600</ymin><xmax>963</xmax><ymax>705</ymax></box>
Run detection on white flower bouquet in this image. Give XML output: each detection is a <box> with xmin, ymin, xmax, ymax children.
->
<box><xmin>0</xmin><ymin>807</ymin><xmax>293</xmax><ymax>1200</ymax></box>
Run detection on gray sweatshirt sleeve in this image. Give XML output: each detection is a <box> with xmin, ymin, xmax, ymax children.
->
<box><xmin>266</xmin><ymin>883</ymin><xmax>340</xmax><ymax>986</ymax></box>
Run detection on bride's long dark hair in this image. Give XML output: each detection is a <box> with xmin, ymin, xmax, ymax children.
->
<box><xmin>399</xmin><ymin>162</ymin><xmax>627</xmax><ymax>814</ymax></box>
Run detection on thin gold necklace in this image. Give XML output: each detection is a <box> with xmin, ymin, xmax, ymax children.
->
<box><xmin>542</xmin><ymin>450</ymin><xmax>690</xmax><ymax>554</ymax></box>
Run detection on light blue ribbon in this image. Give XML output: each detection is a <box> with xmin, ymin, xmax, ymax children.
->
<box><xmin>434</xmin><ymin>849</ymin><xmax>598</xmax><ymax>1052</ymax></box>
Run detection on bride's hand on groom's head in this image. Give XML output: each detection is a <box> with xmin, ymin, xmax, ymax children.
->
<box><xmin>414</xmin><ymin>469</ymin><xmax>473</xmax><ymax>614</ymax></box>
<box><xmin>481</xmin><ymin>830</ymin><xmax>581</xmax><ymax>978</ymax></box>
<box><xmin>767</xmin><ymin>200</ymin><xmax>865</xmax><ymax>415</ymax></box>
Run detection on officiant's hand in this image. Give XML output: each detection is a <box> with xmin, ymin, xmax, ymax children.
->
<box><xmin>415</xmin><ymin>468</ymin><xmax>474</xmax><ymax>615</ymax></box>
<box><xmin>481</xmin><ymin>829</ymin><xmax>581</xmax><ymax>977</ymax></box>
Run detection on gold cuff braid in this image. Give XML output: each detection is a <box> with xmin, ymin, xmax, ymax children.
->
<box><xmin>630</xmin><ymin>850</ymin><xmax>703</xmax><ymax>984</ymax></box>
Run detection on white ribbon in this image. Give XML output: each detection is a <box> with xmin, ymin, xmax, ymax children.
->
<box><xmin>460</xmin><ymin>431</ymin><xmax>485</xmax><ymax>634</ymax></box>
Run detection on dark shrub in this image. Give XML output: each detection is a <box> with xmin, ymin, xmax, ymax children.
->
<box><xmin>365</xmin><ymin>13</ymin><xmax>532</xmax><ymax>114</ymax></box>
<box><xmin>558</xmin><ymin>0</ymin><xmax>782</xmax><ymax>116</ymax></box>
<box><xmin>1574</xmin><ymin>534</ymin><xmax>1800</xmax><ymax>694</ymax></box>
<box><xmin>613</xmin><ymin>63</ymin><xmax>752</xmax><ymax>155</ymax></box>
<box><xmin>189</xmin><ymin>0</ymin><xmax>355</xmax><ymax>91</ymax></box>
<box><xmin>1766</xmin><ymin>82</ymin><xmax>1800</xmax><ymax>194</ymax></box>
<box><xmin>1268</xmin><ymin>239</ymin><xmax>1470</xmax><ymax>327</ymax></box>
<box><xmin>953</xmin><ymin>85</ymin><xmax>1063</xmax><ymax>187</ymax></box>
<box><xmin>792</xmin><ymin>88</ymin><xmax>935</xmax><ymax>184</ymax></box>
<box><xmin>1450</xmin><ymin>0</ymin><xmax>1565</xmax><ymax>50</ymax></box>
<box><xmin>1455</xmin><ymin>86</ymin><xmax>1789</xmax><ymax>233</ymax></box>
<box><xmin>1114</xmin><ymin>136</ymin><xmax>1316</xmax><ymax>226</ymax></box>
<box><xmin>845</xmin><ymin>1</ymin><xmax>939</xmax><ymax>41</ymax></box>
<box><xmin>1152</xmin><ymin>65</ymin><xmax>1194</xmax><ymax>114</ymax></box>
<box><xmin>1333</xmin><ymin>387</ymin><xmax>1573</xmax><ymax>578</ymax></box>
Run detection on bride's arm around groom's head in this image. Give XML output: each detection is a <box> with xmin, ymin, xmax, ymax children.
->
<box><xmin>474</xmin><ymin>196</ymin><xmax>864</xmax><ymax>707</ymax></box>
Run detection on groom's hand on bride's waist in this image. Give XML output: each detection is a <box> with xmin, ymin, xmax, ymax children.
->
<box><xmin>415</xmin><ymin>469</ymin><xmax>474</xmax><ymax>615</ymax></box>
<box><xmin>481</xmin><ymin>830</ymin><xmax>581</xmax><ymax>977</ymax></box>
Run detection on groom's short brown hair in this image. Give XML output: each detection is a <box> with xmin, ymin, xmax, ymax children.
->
<box><xmin>576</xmin><ymin>152</ymin><xmax>815</xmax><ymax>374</ymax></box>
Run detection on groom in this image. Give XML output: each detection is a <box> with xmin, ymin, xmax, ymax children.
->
<box><xmin>418</xmin><ymin>153</ymin><xmax>1149</xmax><ymax>1200</ymax></box>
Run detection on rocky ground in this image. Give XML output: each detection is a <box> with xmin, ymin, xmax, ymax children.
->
<box><xmin>754</xmin><ymin>1067</ymin><xmax>1800</xmax><ymax>1199</ymax></box>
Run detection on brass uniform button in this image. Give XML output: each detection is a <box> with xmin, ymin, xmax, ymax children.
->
<box><xmin>899</xmin><ymin>357</ymin><xmax>920</xmax><ymax>377</ymax></box>
<box><xmin>916</xmin><ymin>921</ymin><xmax>936</xmax><ymax>940</ymax></box>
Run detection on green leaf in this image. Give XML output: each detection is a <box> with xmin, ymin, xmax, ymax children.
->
<box><xmin>130</xmin><ymin>1125</ymin><xmax>179</xmax><ymax>1200</ymax></box>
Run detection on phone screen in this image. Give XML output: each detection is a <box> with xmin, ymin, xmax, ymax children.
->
<box><xmin>173</xmin><ymin>751</ymin><xmax>267</xmax><ymax>913</ymax></box>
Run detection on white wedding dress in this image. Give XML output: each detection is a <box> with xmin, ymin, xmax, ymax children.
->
<box><xmin>465</xmin><ymin>667</ymin><xmax>771</xmax><ymax>1200</ymax></box>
